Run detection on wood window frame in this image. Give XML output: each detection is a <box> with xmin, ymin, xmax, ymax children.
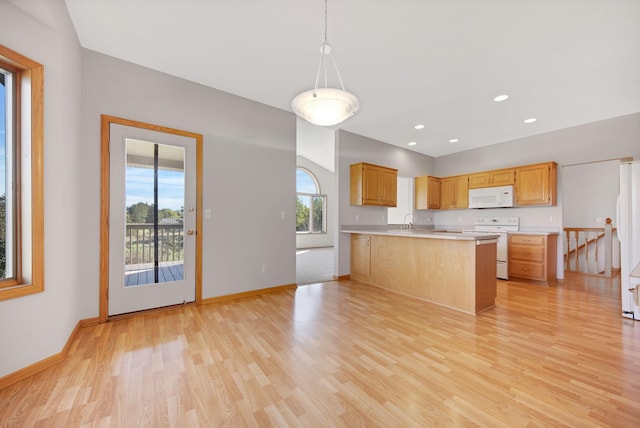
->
<box><xmin>0</xmin><ymin>45</ymin><xmax>44</xmax><ymax>301</ymax></box>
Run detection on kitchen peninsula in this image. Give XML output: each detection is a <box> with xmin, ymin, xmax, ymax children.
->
<box><xmin>342</xmin><ymin>228</ymin><xmax>498</xmax><ymax>315</ymax></box>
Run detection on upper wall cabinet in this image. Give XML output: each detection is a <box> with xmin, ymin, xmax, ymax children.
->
<box><xmin>350</xmin><ymin>162</ymin><xmax>398</xmax><ymax>207</ymax></box>
<box><xmin>468</xmin><ymin>168</ymin><xmax>515</xmax><ymax>189</ymax></box>
<box><xmin>414</xmin><ymin>176</ymin><xmax>441</xmax><ymax>210</ymax></box>
<box><xmin>515</xmin><ymin>162</ymin><xmax>557</xmax><ymax>206</ymax></box>
<box><xmin>440</xmin><ymin>174</ymin><xmax>468</xmax><ymax>210</ymax></box>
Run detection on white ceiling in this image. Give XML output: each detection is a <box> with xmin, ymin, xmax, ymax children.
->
<box><xmin>64</xmin><ymin>0</ymin><xmax>640</xmax><ymax>157</ymax></box>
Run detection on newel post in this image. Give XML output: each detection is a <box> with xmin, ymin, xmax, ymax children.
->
<box><xmin>604</xmin><ymin>217</ymin><xmax>613</xmax><ymax>277</ymax></box>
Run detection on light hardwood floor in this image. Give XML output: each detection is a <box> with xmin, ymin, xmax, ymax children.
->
<box><xmin>1</xmin><ymin>274</ymin><xmax>639</xmax><ymax>427</ymax></box>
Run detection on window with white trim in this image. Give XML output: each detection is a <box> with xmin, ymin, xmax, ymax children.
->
<box><xmin>296</xmin><ymin>168</ymin><xmax>326</xmax><ymax>234</ymax></box>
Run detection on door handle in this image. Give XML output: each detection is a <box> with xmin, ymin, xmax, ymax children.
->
<box><xmin>187</xmin><ymin>229</ymin><xmax>195</xmax><ymax>235</ymax></box>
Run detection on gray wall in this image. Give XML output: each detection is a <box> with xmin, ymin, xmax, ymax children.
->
<box><xmin>80</xmin><ymin>49</ymin><xmax>297</xmax><ymax>316</ymax></box>
<box><xmin>0</xmin><ymin>0</ymin><xmax>83</xmax><ymax>377</ymax></box>
<box><xmin>562</xmin><ymin>159</ymin><xmax>621</xmax><ymax>228</ymax></box>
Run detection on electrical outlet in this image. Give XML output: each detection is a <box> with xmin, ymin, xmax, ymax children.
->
<box><xmin>204</xmin><ymin>209</ymin><xmax>211</xmax><ymax>219</ymax></box>
<box><xmin>355</xmin><ymin>215</ymin><xmax>359</xmax><ymax>222</ymax></box>
<box><xmin>281</xmin><ymin>211</ymin><xmax>286</xmax><ymax>220</ymax></box>
<box><xmin>262</xmin><ymin>264</ymin><xmax>268</xmax><ymax>273</ymax></box>
<box><xmin>596</xmin><ymin>216</ymin><xmax>603</xmax><ymax>223</ymax></box>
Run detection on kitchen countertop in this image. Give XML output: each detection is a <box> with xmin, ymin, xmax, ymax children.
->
<box><xmin>340</xmin><ymin>228</ymin><xmax>499</xmax><ymax>242</ymax></box>
<box><xmin>508</xmin><ymin>230</ymin><xmax>560</xmax><ymax>236</ymax></box>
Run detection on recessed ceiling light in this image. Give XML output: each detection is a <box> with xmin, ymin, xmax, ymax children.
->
<box><xmin>493</xmin><ymin>94</ymin><xmax>509</xmax><ymax>102</ymax></box>
<box><xmin>449</xmin><ymin>138</ymin><xmax>459</xmax><ymax>143</ymax></box>
<box><xmin>408</xmin><ymin>141</ymin><xmax>417</xmax><ymax>146</ymax></box>
<box><xmin>524</xmin><ymin>118</ymin><xmax>537</xmax><ymax>124</ymax></box>
<box><xmin>414</xmin><ymin>124</ymin><xmax>425</xmax><ymax>130</ymax></box>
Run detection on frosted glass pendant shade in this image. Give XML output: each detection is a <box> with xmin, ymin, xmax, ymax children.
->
<box><xmin>291</xmin><ymin>87</ymin><xmax>360</xmax><ymax>127</ymax></box>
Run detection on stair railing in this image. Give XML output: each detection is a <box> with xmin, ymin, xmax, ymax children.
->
<box><xmin>564</xmin><ymin>218</ymin><xmax>616</xmax><ymax>277</ymax></box>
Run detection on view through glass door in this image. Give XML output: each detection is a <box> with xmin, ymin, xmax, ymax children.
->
<box><xmin>109</xmin><ymin>124</ymin><xmax>196</xmax><ymax>315</ymax></box>
<box><xmin>125</xmin><ymin>140</ymin><xmax>185</xmax><ymax>285</ymax></box>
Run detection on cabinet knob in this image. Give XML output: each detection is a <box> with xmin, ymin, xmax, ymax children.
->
<box><xmin>187</xmin><ymin>229</ymin><xmax>195</xmax><ymax>235</ymax></box>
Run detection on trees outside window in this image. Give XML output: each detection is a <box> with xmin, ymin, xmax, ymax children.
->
<box><xmin>296</xmin><ymin>168</ymin><xmax>326</xmax><ymax>234</ymax></box>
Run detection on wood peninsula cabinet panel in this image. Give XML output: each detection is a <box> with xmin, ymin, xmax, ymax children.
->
<box><xmin>414</xmin><ymin>175</ymin><xmax>441</xmax><ymax>210</ymax></box>
<box><xmin>350</xmin><ymin>234</ymin><xmax>371</xmax><ymax>281</ymax></box>
<box><xmin>515</xmin><ymin>162</ymin><xmax>557</xmax><ymax>206</ymax></box>
<box><xmin>350</xmin><ymin>162</ymin><xmax>398</xmax><ymax>207</ymax></box>
<box><xmin>508</xmin><ymin>233</ymin><xmax>557</xmax><ymax>285</ymax></box>
<box><xmin>468</xmin><ymin>168</ymin><xmax>515</xmax><ymax>189</ymax></box>
<box><xmin>440</xmin><ymin>175</ymin><xmax>468</xmax><ymax>210</ymax></box>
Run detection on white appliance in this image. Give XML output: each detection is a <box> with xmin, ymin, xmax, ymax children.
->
<box><xmin>618</xmin><ymin>161</ymin><xmax>640</xmax><ymax>320</ymax></box>
<box><xmin>468</xmin><ymin>185</ymin><xmax>514</xmax><ymax>209</ymax></box>
<box><xmin>466</xmin><ymin>217</ymin><xmax>520</xmax><ymax>279</ymax></box>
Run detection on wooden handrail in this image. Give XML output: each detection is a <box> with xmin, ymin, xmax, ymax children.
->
<box><xmin>564</xmin><ymin>227</ymin><xmax>609</xmax><ymax>232</ymax></box>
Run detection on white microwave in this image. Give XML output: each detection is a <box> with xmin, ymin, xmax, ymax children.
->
<box><xmin>468</xmin><ymin>185</ymin><xmax>514</xmax><ymax>209</ymax></box>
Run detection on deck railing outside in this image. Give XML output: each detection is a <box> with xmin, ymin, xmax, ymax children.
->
<box><xmin>125</xmin><ymin>223</ymin><xmax>184</xmax><ymax>267</ymax></box>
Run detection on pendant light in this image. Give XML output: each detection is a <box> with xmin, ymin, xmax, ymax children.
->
<box><xmin>291</xmin><ymin>0</ymin><xmax>359</xmax><ymax>127</ymax></box>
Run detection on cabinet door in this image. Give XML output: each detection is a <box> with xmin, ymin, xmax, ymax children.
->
<box><xmin>427</xmin><ymin>176</ymin><xmax>441</xmax><ymax>209</ymax></box>
<box><xmin>415</xmin><ymin>175</ymin><xmax>440</xmax><ymax>210</ymax></box>
<box><xmin>469</xmin><ymin>169</ymin><xmax>514</xmax><ymax>188</ymax></box>
<box><xmin>453</xmin><ymin>175</ymin><xmax>469</xmax><ymax>208</ymax></box>
<box><xmin>440</xmin><ymin>177</ymin><xmax>455</xmax><ymax>209</ymax></box>
<box><xmin>414</xmin><ymin>176</ymin><xmax>428</xmax><ymax>210</ymax></box>
<box><xmin>468</xmin><ymin>172</ymin><xmax>491</xmax><ymax>189</ymax></box>
<box><xmin>351</xmin><ymin>234</ymin><xmax>371</xmax><ymax>279</ymax></box>
<box><xmin>491</xmin><ymin>169</ymin><xmax>515</xmax><ymax>186</ymax></box>
<box><xmin>380</xmin><ymin>167</ymin><xmax>397</xmax><ymax>206</ymax></box>
<box><xmin>516</xmin><ymin>163</ymin><xmax>556</xmax><ymax>206</ymax></box>
<box><xmin>362</xmin><ymin>164</ymin><xmax>382</xmax><ymax>205</ymax></box>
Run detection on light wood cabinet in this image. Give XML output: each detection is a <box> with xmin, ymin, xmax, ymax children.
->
<box><xmin>350</xmin><ymin>163</ymin><xmax>398</xmax><ymax>207</ymax></box>
<box><xmin>515</xmin><ymin>162</ymin><xmax>557</xmax><ymax>206</ymax></box>
<box><xmin>508</xmin><ymin>233</ymin><xmax>557</xmax><ymax>284</ymax></box>
<box><xmin>350</xmin><ymin>234</ymin><xmax>371</xmax><ymax>281</ymax></box>
<box><xmin>414</xmin><ymin>176</ymin><xmax>440</xmax><ymax>210</ymax></box>
<box><xmin>440</xmin><ymin>175</ymin><xmax>468</xmax><ymax>210</ymax></box>
<box><xmin>468</xmin><ymin>168</ymin><xmax>515</xmax><ymax>189</ymax></box>
<box><xmin>349</xmin><ymin>233</ymin><xmax>497</xmax><ymax>315</ymax></box>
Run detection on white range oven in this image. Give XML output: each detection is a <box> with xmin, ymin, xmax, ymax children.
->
<box><xmin>465</xmin><ymin>217</ymin><xmax>519</xmax><ymax>280</ymax></box>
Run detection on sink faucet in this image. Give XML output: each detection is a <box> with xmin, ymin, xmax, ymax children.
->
<box><xmin>403</xmin><ymin>213</ymin><xmax>414</xmax><ymax>230</ymax></box>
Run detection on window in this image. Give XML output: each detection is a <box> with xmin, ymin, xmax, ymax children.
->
<box><xmin>388</xmin><ymin>176</ymin><xmax>413</xmax><ymax>224</ymax></box>
<box><xmin>296</xmin><ymin>168</ymin><xmax>326</xmax><ymax>234</ymax></box>
<box><xmin>0</xmin><ymin>45</ymin><xmax>44</xmax><ymax>301</ymax></box>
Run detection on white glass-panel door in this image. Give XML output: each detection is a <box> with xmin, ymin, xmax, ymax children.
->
<box><xmin>109</xmin><ymin>124</ymin><xmax>196</xmax><ymax>315</ymax></box>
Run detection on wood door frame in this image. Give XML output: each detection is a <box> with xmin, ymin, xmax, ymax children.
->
<box><xmin>99</xmin><ymin>115</ymin><xmax>203</xmax><ymax>322</ymax></box>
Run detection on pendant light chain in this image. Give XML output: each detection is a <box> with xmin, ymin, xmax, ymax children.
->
<box><xmin>312</xmin><ymin>0</ymin><xmax>346</xmax><ymax>92</ymax></box>
<box><xmin>314</xmin><ymin>0</ymin><xmax>329</xmax><ymax>94</ymax></box>
<box><xmin>324</xmin><ymin>0</ymin><xmax>328</xmax><ymax>44</ymax></box>
<box><xmin>290</xmin><ymin>0</ymin><xmax>359</xmax><ymax>127</ymax></box>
